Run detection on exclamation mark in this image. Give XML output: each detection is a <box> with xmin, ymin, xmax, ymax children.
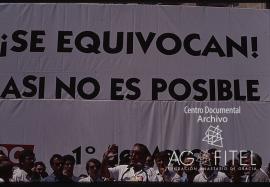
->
<box><xmin>0</xmin><ymin>34</ymin><xmax>7</xmax><ymax>57</ymax></box>
<box><xmin>251</xmin><ymin>37</ymin><xmax>258</xmax><ymax>58</ymax></box>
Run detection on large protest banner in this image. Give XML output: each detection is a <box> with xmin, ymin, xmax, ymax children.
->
<box><xmin>0</xmin><ymin>3</ymin><xmax>269</xmax><ymax>174</ymax></box>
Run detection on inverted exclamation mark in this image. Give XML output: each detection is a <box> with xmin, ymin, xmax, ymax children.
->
<box><xmin>0</xmin><ymin>34</ymin><xmax>7</xmax><ymax>57</ymax></box>
<box><xmin>251</xmin><ymin>37</ymin><xmax>258</xmax><ymax>58</ymax></box>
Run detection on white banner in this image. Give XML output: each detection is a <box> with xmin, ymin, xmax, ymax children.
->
<box><xmin>0</xmin><ymin>4</ymin><xmax>269</xmax><ymax>175</ymax></box>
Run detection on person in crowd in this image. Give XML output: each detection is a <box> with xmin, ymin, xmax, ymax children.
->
<box><xmin>193</xmin><ymin>152</ymin><xmax>230</xmax><ymax>182</ymax></box>
<box><xmin>106</xmin><ymin>145</ymin><xmax>118</xmax><ymax>168</ymax></box>
<box><xmin>29</xmin><ymin>171</ymin><xmax>42</xmax><ymax>182</ymax></box>
<box><xmin>163</xmin><ymin>150</ymin><xmax>189</xmax><ymax>182</ymax></box>
<box><xmin>0</xmin><ymin>151</ymin><xmax>8</xmax><ymax>162</ymax></box>
<box><xmin>208</xmin><ymin>149</ymin><xmax>222</xmax><ymax>170</ymax></box>
<box><xmin>242</xmin><ymin>152</ymin><xmax>269</xmax><ymax>182</ymax></box>
<box><xmin>172</xmin><ymin>162</ymin><xmax>186</xmax><ymax>181</ymax></box>
<box><xmin>224</xmin><ymin>159</ymin><xmax>242</xmax><ymax>182</ymax></box>
<box><xmin>30</xmin><ymin>161</ymin><xmax>48</xmax><ymax>181</ymax></box>
<box><xmin>154</xmin><ymin>151</ymin><xmax>181</xmax><ymax>182</ymax></box>
<box><xmin>145</xmin><ymin>155</ymin><xmax>154</xmax><ymax>168</ymax></box>
<box><xmin>62</xmin><ymin>154</ymin><xmax>79</xmax><ymax>182</ymax></box>
<box><xmin>182</xmin><ymin>152</ymin><xmax>200</xmax><ymax>183</ymax></box>
<box><xmin>42</xmin><ymin>154</ymin><xmax>63</xmax><ymax>182</ymax></box>
<box><xmin>101</xmin><ymin>143</ymin><xmax>158</xmax><ymax>182</ymax></box>
<box><xmin>11</xmin><ymin>149</ymin><xmax>36</xmax><ymax>182</ymax></box>
<box><xmin>79</xmin><ymin>158</ymin><xmax>103</xmax><ymax>182</ymax></box>
<box><xmin>0</xmin><ymin>160</ymin><xmax>13</xmax><ymax>182</ymax></box>
<box><xmin>267</xmin><ymin>163</ymin><xmax>270</xmax><ymax>179</ymax></box>
<box><xmin>119</xmin><ymin>150</ymin><xmax>130</xmax><ymax>165</ymax></box>
<box><xmin>237</xmin><ymin>151</ymin><xmax>250</xmax><ymax>179</ymax></box>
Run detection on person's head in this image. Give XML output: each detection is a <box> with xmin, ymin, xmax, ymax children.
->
<box><xmin>86</xmin><ymin>158</ymin><xmax>101</xmax><ymax>180</ymax></box>
<box><xmin>18</xmin><ymin>149</ymin><xmax>36</xmax><ymax>172</ymax></box>
<box><xmin>199</xmin><ymin>152</ymin><xmax>216</xmax><ymax>177</ymax></box>
<box><xmin>267</xmin><ymin>163</ymin><xmax>270</xmax><ymax>177</ymax></box>
<box><xmin>119</xmin><ymin>150</ymin><xmax>130</xmax><ymax>165</ymax></box>
<box><xmin>208</xmin><ymin>148</ymin><xmax>220</xmax><ymax>166</ymax></box>
<box><xmin>107</xmin><ymin>147</ymin><xmax>118</xmax><ymax>168</ymax></box>
<box><xmin>50</xmin><ymin>154</ymin><xmax>63</xmax><ymax>176</ymax></box>
<box><xmin>155</xmin><ymin>151</ymin><xmax>170</xmax><ymax>171</ymax></box>
<box><xmin>34</xmin><ymin>161</ymin><xmax>47</xmax><ymax>177</ymax></box>
<box><xmin>62</xmin><ymin>155</ymin><xmax>75</xmax><ymax>177</ymax></box>
<box><xmin>145</xmin><ymin>155</ymin><xmax>154</xmax><ymax>168</ymax></box>
<box><xmin>183</xmin><ymin>153</ymin><xmax>199</xmax><ymax>176</ymax></box>
<box><xmin>200</xmin><ymin>152</ymin><xmax>212</xmax><ymax>167</ymax></box>
<box><xmin>252</xmin><ymin>153</ymin><xmax>262</xmax><ymax>170</ymax></box>
<box><xmin>242</xmin><ymin>152</ymin><xmax>262</xmax><ymax>175</ymax></box>
<box><xmin>0</xmin><ymin>160</ymin><xmax>13</xmax><ymax>182</ymax></box>
<box><xmin>130</xmin><ymin>143</ymin><xmax>149</xmax><ymax>167</ymax></box>
<box><xmin>0</xmin><ymin>151</ymin><xmax>8</xmax><ymax>162</ymax></box>
<box><xmin>225</xmin><ymin>159</ymin><xmax>241</xmax><ymax>182</ymax></box>
<box><xmin>172</xmin><ymin>162</ymin><xmax>182</xmax><ymax>176</ymax></box>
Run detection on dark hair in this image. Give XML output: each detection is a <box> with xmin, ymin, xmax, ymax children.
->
<box><xmin>0</xmin><ymin>150</ymin><xmax>6</xmax><ymax>156</ymax></box>
<box><xmin>182</xmin><ymin>151</ymin><xmax>200</xmax><ymax>169</ymax></box>
<box><xmin>237</xmin><ymin>150</ymin><xmax>251</xmax><ymax>159</ymax></box>
<box><xmin>155</xmin><ymin>151</ymin><xmax>169</xmax><ymax>161</ymax></box>
<box><xmin>182</xmin><ymin>151</ymin><xmax>194</xmax><ymax>159</ymax></box>
<box><xmin>242</xmin><ymin>152</ymin><xmax>262</xmax><ymax>169</ymax></box>
<box><xmin>62</xmin><ymin>155</ymin><xmax>75</xmax><ymax>165</ymax></box>
<box><xmin>18</xmin><ymin>149</ymin><xmax>35</xmax><ymax>163</ymax></box>
<box><xmin>226</xmin><ymin>159</ymin><xmax>240</xmax><ymax>168</ymax></box>
<box><xmin>252</xmin><ymin>153</ymin><xmax>262</xmax><ymax>169</ymax></box>
<box><xmin>0</xmin><ymin>160</ymin><xmax>13</xmax><ymax>181</ymax></box>
<box><xmin>50</xmin><ymin>154</ymin><xmax>62</xmax><ymax>167</ymax></box>
<box><xmin>225</xmin><ymin>159</ymin><xmax>241</xmax><ymax>182</ymax></box>
<box><xmin>34</xmin><ymin>161</ymin><xmax>46</xmax><ymax>169</ymax></box>
<box><xmin>86</xmin><ymin>158</ymin><xmax>101</xmax><ymax>172</ymax></box>
<box><xmin>145</xmin><ymin>155</ymin><xmax>154</xmax><ymax>168</ymax></box>
<box><xmin>208</xmin><ymin>148</ymin><xmax>217</xmax><ymax>154</ymax></box>
<box><xmin>119</xmin><ymin>150</ymin><xmax>130</xmax><ymax>165</ymax></box>
<box><xmin>208</xmin><ymin>148</ymin><xmax>220</xmax><ymax>165</ymax></box>
<box><xmin>133</xmin><ymin>143</ymin><xmax>149</xmax><ymax>159</ymax></box>
<box><xmin>0</xmin><ymin>150</ymin><xmax>8</xmax><ymax>162</ymax></box>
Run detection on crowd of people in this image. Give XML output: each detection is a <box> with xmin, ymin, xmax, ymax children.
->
<box><xmin>0</xmin><ymin>143</ymin><xmax>270</xmax><ymax>183</ymax></box>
